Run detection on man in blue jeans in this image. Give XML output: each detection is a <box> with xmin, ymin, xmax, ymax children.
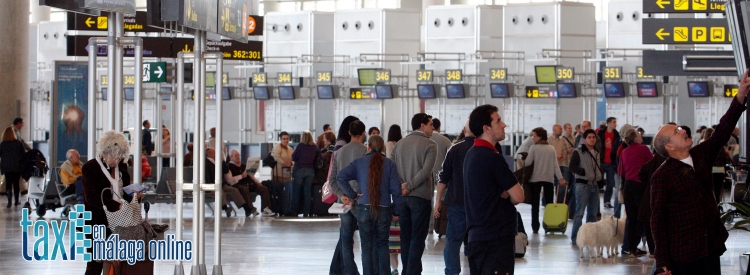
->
<box><xmin>569</xmin><ymin>129</ymin><xmax>603</xmax><ymax>244</ymax></box>
<box><xmin>434</xmin><ymin>120</ymin><xmax>475</xmax><ymax>275</ymax></box>
<box><xmin>329</xmin><ymin>120</ymin><xmax>368</xmax><ymax>275</ymax></box>
<box><xmin>391</xmin><ymin>113</ymin><xmax>437</xmax><ymax>275</ymax></box>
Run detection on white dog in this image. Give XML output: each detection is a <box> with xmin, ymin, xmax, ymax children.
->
<box><xmin>576</xmin><ymin>215</ymin><xmax>625</xmax><ymax>259</ymax></box>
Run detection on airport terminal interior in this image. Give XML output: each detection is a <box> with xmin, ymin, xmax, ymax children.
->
<box><xmin>1</xmin><ymin>0</ymin><xmax>750</xmax><ymax>274</ymax></box>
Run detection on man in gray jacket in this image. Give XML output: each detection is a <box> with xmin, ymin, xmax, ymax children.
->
<box><xmin>569</xmin><ymin>129</ymin><xmax>603</xmax><ymax>244</ymax></box>
<box><xmin>391</xmin><ymin>113</ymin><xmax>437</xmax><ymax>275</ymax></box>
<box><xmin>329</xmin><ymin>120</ymin><xmax>368</xmax><ymax>275</ymax></box>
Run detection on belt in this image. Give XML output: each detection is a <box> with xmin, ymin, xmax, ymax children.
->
<box><xmin>576</xmin><ymin>179</ymin><xmax>596</xmax><ymax>185</ymax></box>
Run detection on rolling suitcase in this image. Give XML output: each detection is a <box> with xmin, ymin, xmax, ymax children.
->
<box><xmin>262</xmin><ymin>180</ymin><xmax>283</xmax><ymax>215</ymax></box>
<box><xmin>282</xmin><ymin>180</ymin><xmax>301</xmax><ymax>216</ymax></box>
<box><xmin>542</xmin><ymin>185</ymin><xmax>569</xmax><ymax>234</ymax></box>
<box><xmin>311</xmin><ymin>184</ymin><xmax>333</xmax><ymax>216</ymax></box>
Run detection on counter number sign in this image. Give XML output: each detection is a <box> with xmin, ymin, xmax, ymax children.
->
<box><xmin>252</xmin><ymin>73</ymin><xmax>267</xmax><ymax>84</ymax></box>
<box><xmin>636</xmin><ymin>66</ymin><xmax>654</xmax><ymax>79</ymax></box>
<box><xmin>277</xmin><ymin>72</ymin><xmax>292</xmax><ymax>84</ymax></box>
<box><xmin>604</xmin><ymin>67</ymin><xmax>622</xmax><ymax>80</ymax></box>
<box><xmin>490</xmin><ymin>68</ymin><xmax>507</xmax><ymax>81</ymax></box>
<box><xmin>417</xmin><ymin>70</ymin><xmax>433</xmax><ymax>82</ymax></box>
<box><xmin>556</xmin><ymin>67</ymin><xmax>574</xmax><ymax>80</ymax></box>
<box><xmin>317</xmin><ymin>71</ymin><xmax>332</xmax><ymax>83</ymax></box>
<box><xmin>446</xmin><ymin>69</ymin><xmax>462</xmax><ymax>82</ymax></box>
<box><xmin>375</xmin><ymin>70</ymin><xmax>390</xmax><ymax>83</ymax></box>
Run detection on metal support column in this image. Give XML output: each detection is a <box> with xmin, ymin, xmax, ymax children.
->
<box><xmin>119</xmin><ymin>36</ymin><xmax>144</xmax><ymax>186</ymax></box>
<box><xmin>211</xmin><ymin>52</ymin><xmax>224</xmax><ymax>275</ymax></box>
<box><xmin>88</xmin><ymin>38</ymin><xmax>107</xmax><ymax>160</ymax></box>
<box><xmin>174</xmin><ymin>52</ymin><xmax>191</xmax><ymax>275</ymax></box>
<box><xmin>115</xmin><ymin>13</ymin><xmax>124</xmax><ymax>132</ymax></box>
<box><xmin>107</xmin><ymin>13</ymin><xmax>116</xmax><ymax>130</ymax></box>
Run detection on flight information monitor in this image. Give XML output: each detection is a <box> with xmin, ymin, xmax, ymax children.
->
<box><xmin>358</xmin><ymin>68</ymin><xmax>377</xmax><ymax>86</ymax></box>
<box><xmin>101</xmin><ymin>87</ymin><xmax>108</xmax><ymax>101</ymax></box>
<box><xmin>253</xmin><ymin>86</ymin><xmax>270</xmax><ymax>100</ymax></box>
<box><xmin>278</xmin><ymin>86</ymin><xmax>296</xmax><ymax>100</ymax></box>
<box><xmin>446</xmin><ymin>84</ymin><xmax>466</xmax><ymax>98</ymax></box>
<box><xmin>375</xmin><ymin>85</ymin><xmax>394</xmax><ymax>99</ymax></box>
<box><xmin>489</xmin><ymin>83</ymin><xmax>510</xmax><ymax>98</ymax></box>
<box><xmin>556</xmin><ymin>83</ymin><xmax>577</xmax><ymax>98</ymax></box>
<box><xmin>317</xmin><ymin>85</ymin><xmax>335</xmax><ymax>99</ymax></box>
<box><xmin>222</xmin><ymin>87</ymin><xmax>232</xmax><ymax>100</ymax></box>
<box><xmin>636</xmin><ymin>82</ymin><xmax>659</xmax><ymax>97</ymax></box>
<box><xmin>417</xmin><ymin>84</ymin><xmax>437</xmax><ymax>99</ymax></box>
<box><xmin>535</xmin><ymin>66</ymin><xmax>557</xmax><ymax>84</ymax></box>
<box><xmin>604</xmin><ymin>83</ymin><xmax>626</xmax><ymax>98</ymax></box>
<box><xmin>688</xmin><ymin>81</ymin><xmax>710</xmax><ymax>97</ymax></box>
<box><xmin>124</xmin><ymin>87</ymin><xmax>135</xmax><ymax>101</ymax></box>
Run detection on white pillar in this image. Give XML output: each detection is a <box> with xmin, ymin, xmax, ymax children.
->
<box><xmin>29</xmin><ymin>1</ymin><xmax>51</xmax><ymax>26</ymax></box>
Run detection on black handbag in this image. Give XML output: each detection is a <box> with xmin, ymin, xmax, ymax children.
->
<box><xmin>263</xmin><ymin>152</ymin><xmax>277</xmax><ymax>168</ymax></box>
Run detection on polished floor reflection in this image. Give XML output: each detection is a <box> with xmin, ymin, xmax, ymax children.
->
<box><xmin>1</xmin><ymin>198</ymin><xmax>748</xmax><ymax>275</ymax></box>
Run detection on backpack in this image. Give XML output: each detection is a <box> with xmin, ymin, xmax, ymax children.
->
<box><xmin>515</xmin><ymin>232</ymin><xmax>528</xmax><ymax>258</ymax></box>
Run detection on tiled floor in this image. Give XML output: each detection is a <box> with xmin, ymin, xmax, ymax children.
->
<box><xmin>1</xmin><ymin>196</ymin><xmax>748</xmax><ymax>275</ymax></box>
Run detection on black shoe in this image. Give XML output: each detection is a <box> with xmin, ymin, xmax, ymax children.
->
<box><xmin>14</xmin><ymin>201</ymin><xmax>20</xmax><ymax>206</ymax></box>
<box><xmin>6</xmin><ymin>202</ymin><xmax>10</xmax><ymax>208</ymax></box>
<box><xmin>604</xmin><ymin>202</ymin><xmax>613</xmax><ymax>208</ymax></box>
<box><xmin>222</xmin><ymin>205</ymin><xmax>232</xmax><ymax>218</ymax></box>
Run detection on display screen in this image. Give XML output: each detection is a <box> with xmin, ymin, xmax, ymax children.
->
<box><xmin>222</xmin><ymin>87</ymin><xmax>232</xmax><ymax>100</ymax></box>
<box><xmin>206</xmin><ymin>72</ymin><xmax>216</xmax><ymax>87</ymax></box>
<box><xmin>101</xmin><ymin>87</ymin><xmax>107</xmax><ymax>101</ymax></box>
<box><xmin>556</xmin><ymin>83</ymin><xmax>577</xmax><ymax>98</ymax></box>
<box><xmin>417</xmin><ymin>84</ymin><xmax>437</xmax><ymax>99</ymax></box>
<box><xmin>160</xmin><ymin>87</ymin><xmax>172</xmax><ymax>101</ymax></box>
<box><xmin>489</xmin><ymin>83</ymin><xmax>510</xmax><ymax>98</ymax></box>
<box><xmin>253</xmin><ymin>86</ymin><xmax>270</xmax><ymax>100</ymax></box>
<box><xmin>535</xmin><ymin>66</ymin><xmax>557</xmax><ymax>84</ymax></box>
<box><xmin>278</xmin><ymin>86</ymin><xmax>295</xmax><ymax>100</ymax></box>
<box><xmin>446</xmin><ymin>84</ymin><xmax>466</xmax><ymax>98</ymax></box>
<box><xmin>636</xmin><ymin>82</ymin><xmax>658</xmax><ymax>97</ymax></box>
<box><xmin>688</xmin><ymin>81</ymin><xmax>710</xmax><ymax>97</ymax></box>
<box><xmin>375</xmin><ymin>85</ymin><xmax>394</xmax><ymax>99</ymax></box>
<box><xmin>604</xmin><ymin>83</ymin><xmax>626</xmax><ymax>98</ymax></box>
<box><xmin>317</xmin><ymin>85</ymin><xmax>335</xmax><ymax>99</ymax></box>
<box><xmin>124</xmin><ymin>87</ymin><xmax>134</xmax><ymax>101</ymax></box>
<box><xmin>358</xmin><ymin>68</ymin><xmax>377</xmax><ymax>86</ymax></box>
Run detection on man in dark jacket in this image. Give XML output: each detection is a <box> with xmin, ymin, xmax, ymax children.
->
<box><xmin>142</xmin><ymin>120</ymin><xmax>153</xmax><ymax>155</ymax></box>
<box><xmin>650</xmin><ymin>69</ymin><xmax>750</xmax><ymax>275</ymax></box>
<box><xmin>597</xmin><ymin>117</ymin><xmax>620</xmax><ymax>208</ymax></box>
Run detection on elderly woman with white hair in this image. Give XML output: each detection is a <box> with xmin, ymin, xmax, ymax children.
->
<box><xmin>82</xmin><ymin>130</ymin><xmax>140</xmax><ymax>275</ymax></box>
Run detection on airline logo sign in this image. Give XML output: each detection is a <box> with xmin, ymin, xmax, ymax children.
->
<box><xmin>642</xmin><ymin>18</ymin><xmax>730</xmax><ymax>44</ymax></box>
<box><xmin>643</xmin><ymin>0</ymin><xmax>726</xmax><ymax>13</ymax></box>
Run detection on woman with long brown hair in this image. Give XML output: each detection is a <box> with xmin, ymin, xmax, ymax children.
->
<box><xmin>337</xmin><ymin>135</ymin><xmax>403</xmax><ymax>275</ymax></box>
<box><xmin>0</xmin><ymin>126</ymin><xmax>25</xmax><ymax>208</ymax></box>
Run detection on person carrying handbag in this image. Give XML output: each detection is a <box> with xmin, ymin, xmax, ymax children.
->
<box><xmin>82</xmin><ymin>131</ymin><xmax>152</xmax><ymax>275</ymax></box>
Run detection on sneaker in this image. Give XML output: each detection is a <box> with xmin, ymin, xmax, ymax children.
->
<box><xmin>262</xmin><ymin>207</ymin><xmax>276</xmax><ymax>217</ymax></box>
<box><xmin>252</xmin><ymin>208</ymin><xmax>260</xmax><ymax>216</ymax></box>
<box><xmin>604</xmin><ymin>202</ymin><xmax>613</xmax><ymax>208</ymax></box>
<box><xmin>635</xmin><ymin>249</ymin><xmax>648</xmax><ymax>256</ymax></box>
<box><xmin>391</xmin><ymin>269</ymin><xmax>399</xmax><ymax>275</ymax></box>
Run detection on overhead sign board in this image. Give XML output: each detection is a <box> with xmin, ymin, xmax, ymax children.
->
<box><xmin>67</xmin><ymin>11</ymin><xmax>163</xmax><ymax>33</ymax></box>
<box><xmin>642</xmin><ymin>18</ymin><xmax>731</xmax><ymax>44</ymax></box>
<box><xmin>218</xmin><ymin>0</ymin><xmax>249</xmax><ymax>42</ymax></box>
<box><xmin>172</xmin><ymin>38</ymin><xmax>263</xmax><ymax>60</ymax></box>
<box><xmin>317</xmin><ymin>71</ymin><xmax>333</xmax><ymax>84</ymax></box>
<box><xmin>525</xmin><ymin>86</ymin><xmax>556</xmax><ymax>98</ymax></box>
<box><xmin>252</xmin><ymin>73</ymin><xmax>267</xmax><ymax>84</ymax></box>
<box><xmin>556</xmin><ymin>67</ymin><xmax>575</xmax><ymax>80</ymax></box>
<box><xmin>40</xmin><ymin>0</ymin><xmax>101</xmax><ymax>15</ymax></box>
<box><xmin>490</xmin><ymin>68</ymin><xmax>507</xmax><ymax>81</ymax></box>
<box><xmin>248</xmin><ymin>16</ymin><xmax>264</xmax><ymax>36</ymax></box>
<box><xmin>603</xmin><ymin>66</ymin><xmax>623</xmax><ymax>80</ymax></box>
<box><xmin>642</xmin><ymin>50</ymin><xmax>736</xmax><ymax>76</ymax></box>
<box><xmin>179</xmin><ymin>0</ymin><xmax>218</xmax><ymax>33</ymax></box>
<box><xmin>67</xmin><ymin>35</ymin><xmax>174</xmax><ymax>58</ymax></box>
<box><xmin>83</xmin><ymin>0</ymin><xmax>136</xmax><ymax>14</ymax></box>
<box><xmin>446</xmin><ymin>69</ymin><xmax>462</xmax><ymax>82</ymax></box>
<box><xmin>375</xmin><ymin>70</ymin><xmax>391</xmax><ymax>83</ymax></box>
<box><xmin>643</xmin><ymin>0</ymin><xmax>726</xmax><ymax>13</ymax></box>
<box><xmin>636</xmin><ymin>66</ymin><xmax>655</xmax><ymax>79</ymax></box>
<box><xmin>143</xmin><ymin>62</ymin><xmax>167</xmax><ymax>83</ymax></box>
<box><xmin>350</xmin><ymin>88</ymin><xmax>378</xmax><ymax>99</ymax></box>
<box><xmin>277</xmin><ymin>72</ymin><xmax>292</xmax><ymax>84</ymax></box>
<box><xmin>724</xmin><ymin>84</ymin><xmax>739</xmax><ymax>97</ymax></box>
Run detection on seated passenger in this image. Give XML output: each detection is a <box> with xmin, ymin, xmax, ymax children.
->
<box><xmin>226</xmin><ymin>149</ymin><xmax>276</xmax><ymax>216</ymax></box>
<box><xmin>184</xmin><ymin>142</ymin><xmax>194</xmax><ymax>167</ymax></box>
<box><xmin>59</xmin><ymin>149</ymin><xmax>82</xmax><ymax>197</ymax></box>
<box><xmin>205</xmin><ymin>148</ymin><xmax>257</xmax><ymax>217</ymax></box>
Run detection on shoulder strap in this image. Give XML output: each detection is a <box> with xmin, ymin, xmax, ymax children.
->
<box><xmin>563</xmin><ymin>136</ymin><xmax>574</xmax><ymax>147</ymax></box>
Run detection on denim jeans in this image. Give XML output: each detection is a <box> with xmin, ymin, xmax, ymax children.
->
<box><xmin>571</xmin><ymin>183</ymin><xmax>600</xmax><ymax>243</ymax></box>
<box><xmin>293</xmin><ymin>168</ymin><xmax>315</xmax><ymax>215</ymax></box>
<box><xmin>400</xmin><ymin>196</ymin><xmax>432</xmax><ymax>275</ymax></box>
<box><xmin>444</xmin><ymin>205</ymin><xmax>467</xmax><ymax>275</ymax></box>
<box><xmin>330</xmin><ymin>210</ymin><xmax>360</xmax><ymax>275</ymax></box>
<box><xmin>356</xmin><ymin>205</ymin><xmax>392</xmax><ymax>275</ymax></box>
<box><xmin>601</xmin><ymin>163</ymin><xmax>616</xmax><ymax>205</ymax></box>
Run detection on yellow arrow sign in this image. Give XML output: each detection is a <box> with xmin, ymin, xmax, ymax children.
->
<box><xmin>656</xmin><ymin>28</ymin><xmax>670</xmax><ymax>40</ymax></box>
<box><xmin>656</xmin><ymin>0</ymin><xmax>671</xmax><ymax>9</ymax></box>
<box><xmin>85</xmin><ymin>17</ymin><xmax>95</xmax><ymax>28</ymax></box>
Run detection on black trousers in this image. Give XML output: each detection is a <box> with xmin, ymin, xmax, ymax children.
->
<box><xmin>623</xmin><ymin>180</ymin><xmax>645</xmax><ymax>254</ymax></box>
<box><xmin>712</xmin><ymin>172</ymin><xmax>724</xmax><ymax>203</ymax></box>
<box><xmin>468</xmin><ymin>235</ymin><xmax>515</xmax><ymax>275</ymax></box>
<box><xmin>4</xmin><ymin>172</ymin><xmax>21</xmax><ymax>203</ymax></box>
<box><xmin>529</xmin><ymin>181</ymin><xmax>554</xmax><ymax>232</ymax></box>
<box><xmin>658</xmin><ymin>255</ymin><xmax>721</xmax><ymax>275</ymax></box>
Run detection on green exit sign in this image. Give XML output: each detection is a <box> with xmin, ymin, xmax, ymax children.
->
<box><xmin>143</xmin><ymin>62</ymin><xmax>166</xmax><ymax>83</ymax></box>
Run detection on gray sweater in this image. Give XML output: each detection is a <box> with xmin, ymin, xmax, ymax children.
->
<box><xmin>569</xmin><ymin>146</ymin><xmax>603</xmax><ymax>184</ymax></box>
<box><xmin>430</xmin><ymin>132</ymin><xmax>453</xmax><ymax>174</ymax></box>
<box><xmin>328</xmin><ymin>142</ymin><xmax>368</xmax><ymax>199</ymax></box>
<box><xmin>525</xmin><ymin>144</ymin><xmax>564</xmax><ymax>183</ymax></box>
<box><xmin>390</xmin><ymin>131</ymin><xmax>437</xmax><ymax>200</ymax></box>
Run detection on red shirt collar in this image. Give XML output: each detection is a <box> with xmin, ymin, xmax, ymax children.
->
<box><xmin>474</xmin><ymin>138</ymin><xmax>498</xmax><ymax>152</ymax></box>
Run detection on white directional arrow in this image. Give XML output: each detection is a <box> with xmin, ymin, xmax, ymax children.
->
<box><xmin>155</xmin><ymin>66</ymin><xmax>163</xmax><ymax>78</ymax></box>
